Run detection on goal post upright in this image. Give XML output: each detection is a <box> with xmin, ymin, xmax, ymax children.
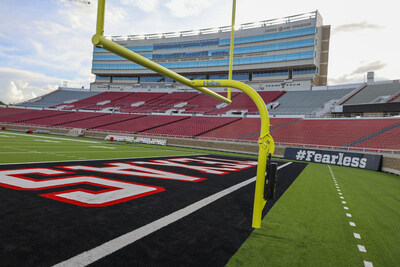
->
<box><xmin>92</xmin><ymin>0</ymin><xmax>275</xmax><ymax>228</ymax></box>
<box><xmin>192</xmin><ymin>80</ymin><xmax>275</xmax><ymax>228</ymax></box>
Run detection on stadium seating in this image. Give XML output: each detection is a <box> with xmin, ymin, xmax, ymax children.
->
<box><xmin>17</xmin><ymin>89</ymin><xmax>101</xmax><ymax>109</ymax></box>
<box><xmin>26</xmin><ymin>111</ymin><xmax>109</xmax><ymax>127</ymax></box>
<box><xmin>142</xmin><ymin>116</ymin><xmax>241</xmax><ymax>138</ymax></box>
<box><xmin>53</xmin><ymin>92</ymin><xmax>134</xmax><ymax>110</ymax></box>
<box><xmin>244</xmin><ymin>118</ymin><xmax>400</xmax><ymax>148</ymax></box>
<box><xmin>343</xmin><ymin>83</ymin><xmax>400</xmax><ymax>105</ymax></box>
<box><xmin>353</xmin><ymin>125</ymin><xmax>400</xmax><ymax>151</ymax></box>
<box><xmin>0</xmin><ymin>107</ymin><xmax>35</xmax><ymax>117</ymax></box>
<box><xmin>198</xmin><ymin>117</ymin><xmax>299</xmax><ymax>140</ymax></box>
<box><xmin>58</xmin><ymin>113</ymin><xmax>145</xmax><ymax>129</ymax></box>
<box><xmin>0</xmin><ymin>109</ymin><xmax>69</xmax><ymax>124</ymax></box>
<box><xmin>93</xmin><ymin>115</ymin><xmax>188</xmax><ymax>133</ymax></box>
<box><xmin>181</xmin><ymin>92</ymin><xmax>239</xmax><ymax>114</ymax></box>
<box><xmin>269</xmin><ymin>89</ymin><xmax>353</xmax><ymax>115</ymax></box>
<box><xmin>207</xmin><ymin>91</ymin><xmax>285</xmax><ymax>115</ymax></box>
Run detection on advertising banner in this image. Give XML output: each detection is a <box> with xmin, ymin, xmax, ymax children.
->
<box><xmin>284</xmin><ymin>148</ymin><xmax>382</xmax><ymax>171</ymax></box>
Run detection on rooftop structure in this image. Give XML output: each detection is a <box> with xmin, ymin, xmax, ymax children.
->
<box><xmin>91</xmin><ymin>10</ymin><xmax>330</xmax><ymax>92</ymax></box>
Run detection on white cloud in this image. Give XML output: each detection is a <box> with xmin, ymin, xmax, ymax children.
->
<box><xmin>165</xmin><ymin>0</ymin><xmax>213</xmax><ymax>18</ymax></box>
<box><xmin>121</xmin><ymin>0</ymin><xmax>161</xmax><ymax>12</ymax></box>
<box><xmin>0</xmin><ymin>68</ymin><xmax>61</xmax><ymax>104</ymax></box>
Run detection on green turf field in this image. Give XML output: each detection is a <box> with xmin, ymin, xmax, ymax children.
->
<box><xmin>1</xmin><ymin>130</ymin><xmax>399</xmax><ymax>266</ymax></box>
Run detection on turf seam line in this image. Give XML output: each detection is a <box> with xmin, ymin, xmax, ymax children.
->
<box><xmin>53</xmin><ymin>162</ymin><xmax>293</xmax><ymax>267</ymax></box>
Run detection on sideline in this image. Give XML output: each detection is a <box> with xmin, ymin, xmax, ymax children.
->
<box><xmin>54</xmin><ymin>162</ymin><xmax>293</xmax><ymax>267</ymax></box>
<box><xmin>0</xmin><ymin>131</ymin><xmax>99</xmax><ymax>143</ymax></box>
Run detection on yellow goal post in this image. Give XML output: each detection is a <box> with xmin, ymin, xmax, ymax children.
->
<box><xmin>92</xmin><ymin>0</ymin><xmax>275</xmax><ymax>228</ymax></box>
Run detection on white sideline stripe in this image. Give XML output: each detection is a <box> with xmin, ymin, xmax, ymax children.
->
<box><xmin>342</xmin><ymin>201</ymin><xmax>347</xmax><ymax>204</ymax></box>
<box><xmin>91</xmin><ymin>146</ymin><xmax>116</xmax><ymax>150</ymax></box>
<box><xmin>354</xmin><ymin>233</ymin><xmax>361</xmax><ymax>239</ymax></box>
<box><xmin>346</xmin><ymin>213</ymin><xmax>352</xmax><ymax>217</ymax></box>
<box><xmin>358</xmin><ymin>245</ymin><xmax>367</xmax><ymax>252</ymax></box>
<box><xmin>0</xmin><ymin>131</ymin><xmax>98</xmax><ymax>143</ymax></box>
<box><xmin>34</xmin><ymin>139</ymin><xmax>60</xmax><ymax>143</ymax></box>
<box><xmin>349</xmin><ymin>221</ymin><xmax>356</xmax><ymax>227</ymax></box>
<box><xmin>54</xmin><ymin>162</ymin><xmax>293</xmax><ymax>267</ymax></box>
<box><xmin>364</xmin><ymin>260</ymin><xmax>373</xmax><ymax>267</ymax></box>
<box><xmin>344</xmin><ymin>206</ymin><xmax>349</xmax><ymax>210</ymax></box>
<box><xmin>340</xmin><ymin>196</ymin><xmax>344</xmax><ymax>199</ymax></box>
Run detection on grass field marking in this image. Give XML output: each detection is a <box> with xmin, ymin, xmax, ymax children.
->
<box><xmin>33</xmin><ymin>139</ymin><xmax>61</xmax><ymax>143</ymax></box>
<box><xmin>358</xmin><ymin>245</ymin><xmax>367</xmax><ymax>252</ymax></box>
<box><xmin>53</xmin><ymin>162</ymin><xmax>293</xmax><ymax>267</ymax></box>
<box><xmin>90</xmin><ymin>146</ymin><xmax>116</xmax><ymax>149</ymax></box>
<box><xmin>0</xmin><ymin>131</ymin><xmax>99</xmax><ymax>143</ymax></box>
<box><xmin>328</xmin><ymin>165</ymin><xmax>374</xmax><ymax>267</ymax></box>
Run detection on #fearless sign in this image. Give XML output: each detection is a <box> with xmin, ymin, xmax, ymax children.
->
<box><xmin>285</xmin><ymin>148</ymin><xmax>382</xmax><ymax>171</ymax></box>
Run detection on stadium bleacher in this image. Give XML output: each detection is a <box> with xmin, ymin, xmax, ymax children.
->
<box><xmin>2</xmin><ymin>82</ymin><xmax>400</xmax><ymax>154</ymax></box>
<box><xmin>269</xmin><ymin>89</ymin><xmax>353</xmax><ymax>115</ymax></box>
<box><xmin>0</xmin><ymin>109</ymin><xmax>69</xmax><ymax>124</ymax></box>
<box><xmin>207</xmin><ymin>91</ymin><xmax>285</xmax><ymax>115</ymax></box>
<box><xmin>52</xmin><ymin>92</ymin><xmax>134</xmax><ymax>110</ymax></box>
<box><xmin>17</xmin><ymin>89</ymin><xmax>100</xmax><ymax>108</ymax></box>
<box><xmin>353</xmin><ymin>123</ymin><xmax>400</xmax><ymax>151</ymax></box>
<box><xmin>93</xmin><ymin>114</ymin><xmax>188</xmax><ymax>133</ymax></box>
<box><xmin>198</xmin><ymin>117</ymin><xmax>299</xmax><ymax>141</ymax></box>
<box><xmin>0</xmin><ymin>107</ymin><xmax>35</xmax><ymax>117</ymax></box>
<box><xmin>244</xmin><ymin>118</ymin><xmax>400</xmax><ymax>148</ymax></box>
<box><xmin>142</xmin><ymin>116</ymin><xmax>241</xmax><ymax>138</ymax></box>
<box><xmin>58</xmin><ymin>113</ymin><xmax>145</xmax><ymax>129</ymax></box>
<box><xmin>343</xmin><ymin>82</ymin><xmax>400</xmax><ymax>105</ymax></box>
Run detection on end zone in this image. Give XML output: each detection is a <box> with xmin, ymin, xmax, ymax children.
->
<box><xmin>0</xmin><ymin>155</ymin><xmax>306</xmax><ymax>266</ymax></box>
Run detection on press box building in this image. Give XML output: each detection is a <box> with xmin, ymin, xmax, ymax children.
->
<box><xmin>91</xmin><ymin>10</ymin><xmax>330</xmax><ymax>92</ymax></box>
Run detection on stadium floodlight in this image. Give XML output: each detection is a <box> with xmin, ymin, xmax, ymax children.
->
<box><xmin>92</xmin><ymin>0</ymin><xmax>275</xmax><ymax>228</ymax></box>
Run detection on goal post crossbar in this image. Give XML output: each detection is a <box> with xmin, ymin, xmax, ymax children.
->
<box><xmin>92</xmin><ymin>0</ymin><xmax>275</xmax><ymax>228</ymax></box>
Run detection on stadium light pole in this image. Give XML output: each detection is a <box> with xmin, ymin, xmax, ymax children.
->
<box><xmin>92</xmin><ymin>0</ymin><xmax>275</xmax><ymax>228</ymax></box>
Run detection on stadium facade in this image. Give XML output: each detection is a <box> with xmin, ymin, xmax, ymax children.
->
<box><xmin>91</xmin><ymin>10</ymin><xmax>330</xmax><ymax>92</ymax></box>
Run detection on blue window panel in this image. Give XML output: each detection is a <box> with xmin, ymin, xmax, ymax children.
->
<box><xmin>219</xmin><ymin>27</ymin><xmax>316</xmax><ymax>46</ymax></box>
<box><xmin>113</xmin><ymin>76</ymin><xmax>138</xmax><ymax>80</ymax></box>
<box><xmin>92</xmin><ymin>50</ymin><xmax>314</xmax><ymax>70</ymax></box>
<box><xmin>153</xmin><ymin>39</ymin><xmax>219</xmax><ymax>50</ymax></box>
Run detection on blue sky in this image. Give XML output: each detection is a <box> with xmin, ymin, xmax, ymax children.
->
<box><xmin>0</xmin><ymin>0</ymin><xmax>398</xmax><ymax>104</ymax></box>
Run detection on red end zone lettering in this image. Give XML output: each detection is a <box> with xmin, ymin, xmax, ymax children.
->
<box><xmin>61</xmin><ymin>162</ymin><xmax>206</xmax><ymax>182</ymax></box>
<box><xmin>132</xmin><ymin>157</ymin><xmax>257</xmax><ymax>175</ymax></box>
<box><xmin>0</xmin><ymin>156</ymin><xmax>258</xmax><ymax>207</ymax></box>
<box><xmin>0</xmin><ymin>168</ymin><xmax>164</xmax><ymax>207</ymax></box>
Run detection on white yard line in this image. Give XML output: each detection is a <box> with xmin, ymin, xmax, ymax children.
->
<box><xmin>54</xmin><ymin>162</ymin><xmax>293</xmax><ymax>267</ymax></box>
<box><xmin>328</xmin><ymin>165</ymin><xmax>373</xmax><ymax>267</ymax></box>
